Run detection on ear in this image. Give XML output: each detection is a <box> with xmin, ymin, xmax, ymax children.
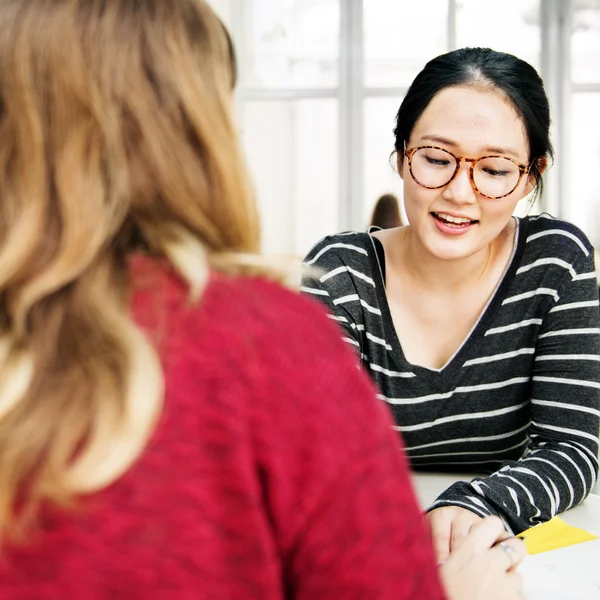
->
<box><xmin>536</xmin><ymin>155</ymin><xmax>548</xmax><ymax>176</ymax></box>
<box><xmin>524</xmin><ymin>155</ymin><xmax>548</xmax><ymax>196</ymax></box>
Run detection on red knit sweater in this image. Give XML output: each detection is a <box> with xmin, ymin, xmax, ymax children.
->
<box><xmin>0</xmin><ymin>258</ymin><xmax>446</xmax><ymax>599</ymax></box>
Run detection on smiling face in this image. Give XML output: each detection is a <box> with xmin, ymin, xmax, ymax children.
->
<box><xmin>399</xmin><ymin>85</ymin><xmax>535</xmax><ymax>261</ymax></box>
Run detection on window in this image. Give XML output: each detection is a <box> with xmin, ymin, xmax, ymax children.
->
<box><xmin>242</xmin><ymin>0</ymin><xmax>339</xmax><ymax>89</ymax></box>
<box><xmin>233</xmin><ymin>0</ymin><xmax>339</xmax><ymax>255</ymax></box>
<box><xmin>572</xmin><ymin>1</ymin><xmax>600</xmax><ymax>84</ymax></box>
<box><xmin>242</xmin><ymin>99</ymin><xmax>339</xmax><ymax>254</ymax></box>
<box><xmin>567</xmin><ymin>1</ymin><xmax>600</xmax><ymax>249</ymax></box>
<box><xmin>364</xmin><ymin>0</ymin><xmax>448</xmax><ymax>88</ymax></box>
<box><xmin>455</xmin><ymin>0</ymin><xmax>541</xmax><ymax>70</ymax></box>
<box><xmin>211</xmin><ymin>0</ymin><xmax>600</xmax><ymax>257</ymax></box>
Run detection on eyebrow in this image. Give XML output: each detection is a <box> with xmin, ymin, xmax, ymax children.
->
<box><xmin>419</xmin><ymin>135</ymin><xmax>522</xmax><ymax>158</ymax></box>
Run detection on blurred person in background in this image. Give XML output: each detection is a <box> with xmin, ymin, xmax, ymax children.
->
<box><xmin>303</xmin><ymin>47</ymin><xmax>600</xmax><ymax>564</ymax></box>
<box><xmin>369</xmin><ymin>193</ymin><xmax>404</xmax><ymax>229</ymax></box>
<box><xmin>0</xmin><ymin>1</ymin><xmax>526</xmax><ymax>598</ymax></box>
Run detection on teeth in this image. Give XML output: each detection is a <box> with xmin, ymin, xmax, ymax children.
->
<box><xmin>436</xmin><ymin>213</ymin><xmax>473</xmax><ymax>224</ymax></box>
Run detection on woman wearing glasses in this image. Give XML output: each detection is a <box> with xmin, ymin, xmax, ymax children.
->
<box><xmin>302</xmin><ymin>47</ymin><xmax>600</xmax><ymax>564</ymax></box>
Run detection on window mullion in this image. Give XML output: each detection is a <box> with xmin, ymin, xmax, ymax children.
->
<box><xmin>541</xmin><ymin>0</ymin><xmax>570</xmax><ymax>219</ymax></box>
<box><xmin>448</xmin><ymin>0</ymin><xmax>457</xmax><ymax>50</ymax></box>
<box><xmin>339</xmin><ymin>0</ymin><xmax>364</xmax><ymax>231</ymax></box>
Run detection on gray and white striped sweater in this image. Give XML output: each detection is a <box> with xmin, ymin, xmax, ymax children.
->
<box><xmin>301</xmin><ymin>214</ymin><xmax>600</xmax><ymax>534</ymax></box>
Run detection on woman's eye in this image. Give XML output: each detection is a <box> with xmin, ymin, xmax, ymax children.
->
<box><xmin>425</xmin><ymin>156</ymin><xmax>450</xmax><ymax>166</ymax></box>
<box><xmin>483</xmin><ymin>168</ymin><xmax>509</xmax><ymax>177</ymax></box>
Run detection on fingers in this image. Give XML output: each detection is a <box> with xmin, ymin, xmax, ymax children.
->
<box><xmin>449</xmin><ymin>512</ymin><xmax>478</xmax><ymax>554</ymax></box>
<box><xmin>493</xmin><ymin>538</ymin><xmax>527</xmax><ymax>571</ymax></box>
<box><xmin>428</xmin><ymin>510</ymin><xmax>453</xmax><ymax>564</ymax></box>
<box><xmin>440</xmin><ymin>524</ymin><xmax>526</xmax><ymax>600</ymax></box>
<box><xmin>432</xmin><ymin>525</ymin><xmax>451</xmax><ymax>565</ymax></box>
<box><xmin>497</xmin><ymin>571</ymin><xmax>524</xmax><ymax>599</ymax></box>
<box><xmin>428</xmin><ymin>507</ymin><xmax>487</xmax><ymax>564</ymax></box>
<box><xmin>440</xmin><ymin>543</ymin><xmax>526</xmax><ymax>600</ymax></box>
<box><xmin>463</xmin><ymin>516</ymin><xmax>508</xmax><ymax>550</ymax></box>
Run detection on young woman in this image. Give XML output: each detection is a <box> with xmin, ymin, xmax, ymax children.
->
<box><xmin>0</xmin><ymin>2</ymin><xmax>525</xmax><ymax>598</ymax></box>
<box><xmin>303</xmin><ymin>47</ymin><xmax>600</xmax><ymax>563</ymax></box>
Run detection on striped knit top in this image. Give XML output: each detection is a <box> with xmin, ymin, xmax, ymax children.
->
<box><xmin>301</xmin><ymin>214</ymin><xmax>600</xmax><ymax>534</ymax></box>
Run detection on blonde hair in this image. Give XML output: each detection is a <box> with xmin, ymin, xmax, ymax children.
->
<box><xmin>0</xmin><ymin>0</ymin><xmax>265</xmax><ymax>542</ymax></box>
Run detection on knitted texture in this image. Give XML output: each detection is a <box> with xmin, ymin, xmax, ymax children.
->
<box><xmin>0</xmin><ymin>258</ymin><xmax>445</xmax><ymax>599</ymax></box>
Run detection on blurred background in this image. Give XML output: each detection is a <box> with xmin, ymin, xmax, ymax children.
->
<box><xmin>209</xmin><ymin>0</ymin><xmax>600</xmax><ymax>258</ymax></box>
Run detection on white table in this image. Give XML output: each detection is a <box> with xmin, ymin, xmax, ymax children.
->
<box><xmin>412</xmin><ymin>472</ymin><xmax>600</xmax><ymax>599</ymax></box>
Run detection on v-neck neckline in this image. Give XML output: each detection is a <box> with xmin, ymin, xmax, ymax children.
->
<box><xmin>366</xmin><ymin>218</ymin><xmax>528</xmax><ymax>384</ymax></box>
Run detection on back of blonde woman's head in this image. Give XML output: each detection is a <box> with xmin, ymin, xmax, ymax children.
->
<box><xmin>0</xmin><ymin>0</ymin><xmax>259</xmax><ymax>542</ymax></box>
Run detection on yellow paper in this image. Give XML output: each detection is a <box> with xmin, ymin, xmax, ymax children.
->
<box><xmin>517</xmin><ymin>516</ymin><xmax>598</xmax><ymax>554</ymax></box>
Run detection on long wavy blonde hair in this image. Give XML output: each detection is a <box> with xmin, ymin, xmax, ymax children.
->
<box><xmin>0</xmin><ymin>0</ymin><xmax>263</xmax><ymax>542</ymax></box>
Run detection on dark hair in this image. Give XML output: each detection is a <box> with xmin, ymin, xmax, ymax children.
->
<box><xmin>369</xmin><ymin>193</ymin><xmax>403</xmax><ymax>229</ymax></box>
<box><xmin>393</xmin><ymin>47</ymin><xmax>553</xmax><ymax>201</ymax></box>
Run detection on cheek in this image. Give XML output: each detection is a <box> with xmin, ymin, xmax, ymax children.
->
<box><xmin>402</xmin><ymin>180</ymin><xmax>437</xmax><ymax>221</ymax></box>
<box><xmin>480</xmin><ymin>198</ymin><xmax>520</xmax><ymax>229</ymax></box>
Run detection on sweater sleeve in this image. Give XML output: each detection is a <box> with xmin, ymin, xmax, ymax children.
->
<box><xmin>300</xmin><ymin>236</ymin><xmax>365</xmax><ymax>353</ymax></box>
<box><xmin>429</xmin><ymin>248</ymin><xmax>600</xmax><ymax>534</ymax></box>
<box><xmin>249</xmin><ymin>286</ymin><xmax>445</xmax><ymax>600</ymax></box>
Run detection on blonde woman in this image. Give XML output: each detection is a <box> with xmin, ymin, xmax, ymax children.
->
<box><xmin>0</xmin><ymin>1</ymin><xmax>525</xmax><ymax>598</ymax></box>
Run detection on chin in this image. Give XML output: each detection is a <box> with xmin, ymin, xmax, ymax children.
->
<box><xmin>424</xmin><ymin>239</ymin><xmax>482</xmax><ymax>262</ymax></box>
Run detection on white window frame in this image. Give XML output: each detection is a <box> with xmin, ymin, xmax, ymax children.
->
<box><xmin>230</xmin><ymin>0</ymin><xmax>583</xmax><ymax>235</ymax></box>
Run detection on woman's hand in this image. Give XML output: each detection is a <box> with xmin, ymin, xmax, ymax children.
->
<box><xmin>440</xmin><ymin>516</ymin><xmax>526</xmax><ymax>600</ymax></box>
<box><xmin>427</xmin><ymin>506</ymin><xmax>507</xmax><ymax>564</ymax></box>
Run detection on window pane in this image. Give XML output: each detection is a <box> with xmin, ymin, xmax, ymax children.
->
<box><xmin>363</xmin><ymin>97</ymin><xmax>405</xmax><ymax>227</ymax></box>
<box><xmin>565</xmin><ymin>93</ymin><xmax>600</xmax><ymax>248</ymax></box>
<box><xmin>572</xmin><ymin>1</ymin><xmax>600</xmax><ymax>84</ymax></box>
<box><xmin>242</xmin><ymin>100</ymin><xmax>339</xmax><ymax>256</ymax></box>
<box><xmin>364</xmin><ymin>0</ymin><xmax>448</xmax><ymax>88</ymax></box>
<box><xmin>242</xmin><ymin>0</ymin><xmax>339</xmax><ymax>89</ymax></box>
<box><xmin>456</xmin><ymin>0</ymin><xmax>541</xmax><ymax>71</ymax></box>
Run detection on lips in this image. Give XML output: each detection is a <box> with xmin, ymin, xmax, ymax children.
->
<box><xmin>431</xmin><ymin>212</ymin><xmax>478</xmax><ymax>227</ymax></box>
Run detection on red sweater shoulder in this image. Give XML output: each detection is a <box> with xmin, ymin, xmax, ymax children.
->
<box><xmin>0</xmin><ymin>262</ymin><xmax>445</xmax><ymax>600</ymax></box>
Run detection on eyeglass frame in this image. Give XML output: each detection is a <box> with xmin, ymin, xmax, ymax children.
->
<box><xmin>403</xmin><ymin>145</ymin><xmax>531</xmax><ymax>200</ymax></box>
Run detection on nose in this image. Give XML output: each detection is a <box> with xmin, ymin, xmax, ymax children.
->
<box><xmin>441</xmin><ymin>161</ymin><xmax>477</xmax><ymax>205</ymax></box>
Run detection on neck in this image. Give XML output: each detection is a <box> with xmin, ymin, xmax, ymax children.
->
<box><xmin>398</xmin><ymin>219</ymin><xmax>516</xmax><ymax>292</ymax></box>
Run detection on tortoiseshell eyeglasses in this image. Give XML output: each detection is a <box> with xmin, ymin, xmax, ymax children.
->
<box><xmin>404</xmin><ymin>145</ymin><xmax>531</xmax><ymax>200</ymax></box>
